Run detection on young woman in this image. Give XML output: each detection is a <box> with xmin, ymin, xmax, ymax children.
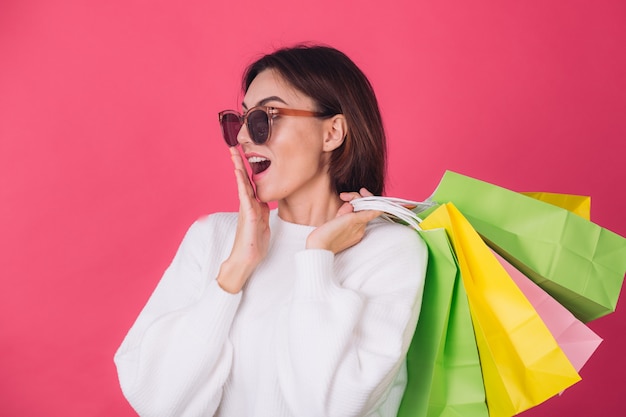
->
<box><xmin>115</xmin><ymin>44</ymin><xmax>428</xmax><ymax>417</ymax></box>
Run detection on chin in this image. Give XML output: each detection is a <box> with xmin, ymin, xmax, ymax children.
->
<box><xmin>253</xmin><ymin>187</ymin><xmax>274</xmax><ymax>204</ymax></box>
<box><xmin>254</xmin><ymin>184</ymin><xmax>289</xmax><ymax>204</ymax></box>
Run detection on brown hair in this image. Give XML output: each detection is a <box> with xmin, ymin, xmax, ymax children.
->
<box><xmin>242</xmin><ymin>44</ymin><xmax>387</xmax><ymax>195</ymax></box>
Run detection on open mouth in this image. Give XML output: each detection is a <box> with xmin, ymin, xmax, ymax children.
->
<box><xmin>248</xmin><ymin>156</ymin><xmax>271</xmax><ymax>175</ymax></box>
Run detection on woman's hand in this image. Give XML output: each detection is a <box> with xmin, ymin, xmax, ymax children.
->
<box><xmin>217</xmin><ymin>147</ymin><xmax>270</xmax><ymax>293</ymax></box>
<box><xmin>306</xmin><ymin>188</ymin><xmax>381</xmax><ymax>254</ymax></box>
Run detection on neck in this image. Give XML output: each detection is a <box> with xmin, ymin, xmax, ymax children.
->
<box><xmin>277</xmin><ymin>191</ymin><xmax>343</xmax><ymax>227</ymax></box>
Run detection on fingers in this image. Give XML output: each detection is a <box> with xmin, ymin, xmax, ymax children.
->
<box><xmin>234</xmin><ymin>169</ymin><xmax>254</xmax><ymax>208</ymax></box>
<box><xmin>230</xmin><ymin>147</ymin><xmax>257</xmax><ymax>207</ymax></box>
<box><xmin>339</xmin><ymin>191</ymin><xmax>360</xmax><ymax>202</ymax></box>
<box><xmin>338</xmin><ymin>188</ymin><xmax>379</xmax><ymax>221</ymax></box>
<box><xmin>335</xmin><ymin>201</ymin><xmax>355</xmax><ymax>217</ymax></box>
<box><xmin>339</xmin><ymin>187</ymin><xmax>375</xmax><ymax>202</ymax></box>
<box><xmin>229</xmin><ymin>147</ymin><xmax>248</xmax><ymax>173</ymax></box>
<box><xmin>354</xmin><ymin>208</ymin><xmax>382</xmax><ymax>223</ymax></box>
<box><xmin>359</xmin><ymin>187</ymin><xmax>374</xmax><ymax>197</ymax></box>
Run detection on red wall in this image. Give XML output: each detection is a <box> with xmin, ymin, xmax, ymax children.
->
<box><xmin>1</xmin><ymin>1</ymin><xmax>624</xmax><ymax>416</ymax></box>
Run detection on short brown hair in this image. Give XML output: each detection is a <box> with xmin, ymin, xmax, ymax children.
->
<box><xmin>242</xmin><ymin>44</ymin><xmax>387</xmax><ymax>195</ymax></box>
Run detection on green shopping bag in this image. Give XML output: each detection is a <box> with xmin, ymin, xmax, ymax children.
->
<box><xmin>430</xmin><ymin>171</ymin><xmax>626</xmax><ymax>322</ymax></box>
<box><xmin>398</xmin><ymin>228</ymin><xmax>488</xmax><ymax>417</ymax></box>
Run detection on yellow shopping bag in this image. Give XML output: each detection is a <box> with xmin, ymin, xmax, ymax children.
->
<box><xmin>420</xmin><ymin>203</ymin><xmax>581</xmax><ymax>417</ymax></box>
<box><xmin>521</xmin><ymin>192</ymin><xmax>591</xmax><ymax>220</ymax></box>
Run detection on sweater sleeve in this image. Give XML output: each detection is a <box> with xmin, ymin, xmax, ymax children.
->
<box><xmin>275</xmin><ymin>222</ymin><xmax>428</xmax><ymax>417</ymax></box>
<box><xmin>114</xmin><ymin>217</ymin><xmax>241</xmax><ymax>417</ymax></box>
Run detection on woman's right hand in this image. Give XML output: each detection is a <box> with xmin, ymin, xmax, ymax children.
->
<box><xmin>306</xmin><ymin>188</ymin><xmax>381</xmax><ymax>255</ymax></box>
<box><xmin>217</xmin><ymin>147</ymin><xmax>270</xmax><ymax>294</ymax></box>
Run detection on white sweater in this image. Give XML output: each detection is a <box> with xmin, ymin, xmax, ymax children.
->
<box><xmin>114</xmin><ymin>210</ymin><xmax>427</xmax><ymax>417</ymax></box>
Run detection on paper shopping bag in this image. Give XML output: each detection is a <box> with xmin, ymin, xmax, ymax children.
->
<box><xmin>420</xmin><ymin>203</ymin><xmax>581</xmax><ymax>417</ymax></box>
<box><xmin>398</xmin><ymin>228</ymin><xmax>488</xmax><ymax>417</ymax></box>
<box><xmin>430</xmin><ymin>171</ymin><xmax>626</xmax><ymax>322</ymax></box>
<box><xmin>520</xmin><ymin>192</ymin><xmax>591</xmax><ymax>220</ymax></box>
<box><xmin>491</xmin><ymin>250</ymin><xmax>602</xmax><ymax>373</ymax></box>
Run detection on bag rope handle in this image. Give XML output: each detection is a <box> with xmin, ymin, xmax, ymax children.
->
<box><xmin>350</xmin><ymin>196</ymin><xmax>435</xmax><ymax>231</ymax></box>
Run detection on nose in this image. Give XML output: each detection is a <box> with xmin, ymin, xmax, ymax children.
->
<box><xmin>237</xmin><ymin>121</ymin><xmax>252</xmax><ymax>145</ymax></box>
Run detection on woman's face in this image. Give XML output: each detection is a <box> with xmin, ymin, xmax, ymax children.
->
<box><xmin>238</xmin><ymin>69</ymin><xmax>334</xmax><ymax>203</ymax></box>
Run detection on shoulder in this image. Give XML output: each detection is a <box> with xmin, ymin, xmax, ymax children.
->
<box><xmin>188</xmin><ymin>212</ymin><xmax>238</xmax><ymax>238</ymax></box>
<box><xmin>338</xmin><ymin>218</ymin><xmax>428</xmax><ymax>294</ymax></box>
<box><xmin>176</xmin><ymin>212</ymin><xmax>239</xmax><ymax>258</ymax></box>
<box><xmin>195</xmin><ymin>211</ymin><xmax>239</xmax><ymax>225</ymax></box>
<box><xmin>363</xmin><ymin>218</ymin><xmax>427</xmax><ymax>255</ymax></box>
<box><xmin>344</xmin><ymin>219</ymin><xmax>428</xmax><ymax>285</ymax></box>
<box><xmin>361</xmin><ymin>219</ymin><xmax>428</xmax><ymax>272</ymax></box>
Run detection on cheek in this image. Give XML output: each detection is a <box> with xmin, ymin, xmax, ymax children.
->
<box><xmin>275</xmin><ymin>125</ymin><xmax>323</xmax><ymax>158</ymax></box>
<box><xmin>269</xmin><ymin>121</ymin><xmax>328</xmax><ymax>172</ymax></box>
<box><xmin>289</xmin><ymin>142</ymin><xmax>325</xmax><ymax>174</ymax></box>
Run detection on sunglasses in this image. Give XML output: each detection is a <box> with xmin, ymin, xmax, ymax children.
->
<box><xmin>218</xmin><ymin>106</ymin><xmax>328</xmax><ymax>147</ymax></box>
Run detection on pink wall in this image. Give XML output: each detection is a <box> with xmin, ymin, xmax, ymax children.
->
<box><xmin>1</xmin><ymin>1</ymin><xmax>624</xmax><ymax>415</ymax></box>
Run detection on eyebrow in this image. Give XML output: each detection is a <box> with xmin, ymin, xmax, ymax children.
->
<box><xmin>242</xmin><ymin>96</ymin><xmax>288</xmax><ymax>110</ymax></box>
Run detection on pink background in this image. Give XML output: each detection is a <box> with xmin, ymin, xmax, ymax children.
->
<box><xmin>1</xmin><ymin>0</ymin><xmax>624</xmax><ymax>416</ymax></box>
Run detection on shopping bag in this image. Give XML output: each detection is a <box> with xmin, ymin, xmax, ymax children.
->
<box><xmin>521</xmin><ymin>192</ymin><xmax>591</xmax><ymax>220</ymax></box>
<box><xmin>398</xmin><ymin>228</ymin><xmax>488</xmax><ymax>417</ymax></box>
<box><xmin>491</xmin><ymin>250</ymin><xmax>602</xmax><ymax>373</ymax></box>
<box><xmin>420</xmin><ymin>203</ymin><xmax>581</xmax><ymax>417</ymax></box>
<box><xmin>510</xmin><ymin>192</ymin><xmax>602</xmax><ymax>372</ymax></box>
<box><xmin>351</xmin><ymin>197</ymin><xmax>488</xmax><ymax>417</ymax></box>
<box><xmin>430</xmin><ymin>170</ymin><xmax>626</xmax><ymax>322</ymax></box>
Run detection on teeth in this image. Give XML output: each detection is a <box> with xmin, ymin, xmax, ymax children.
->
<box><xmin>248</xmin><ymin>156</ymin><xmax>268</xmax><ymax>163</ymax></box>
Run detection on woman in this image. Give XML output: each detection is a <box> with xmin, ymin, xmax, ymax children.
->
<box><xmin>115</xmin><ymin>44</ymin><xmax>428</xmax><ymax>417</ymax></box>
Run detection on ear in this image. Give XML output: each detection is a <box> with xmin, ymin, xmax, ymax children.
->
<box><xmin>322</xmin><ymin>114</ymin><xmax>347</xmax><ymax>152</ymax></box>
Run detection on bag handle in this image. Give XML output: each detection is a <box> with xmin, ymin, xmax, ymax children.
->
<box><xmin>350</xmin><ymin>196</ymin><xmax>435</xmax><ymax>231</ymax></box>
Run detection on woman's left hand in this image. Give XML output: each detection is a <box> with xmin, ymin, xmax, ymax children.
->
<box><xmin>306</xmin><ymin>188</ymin><xmax>381</xmax><ymax>254</ymax></box>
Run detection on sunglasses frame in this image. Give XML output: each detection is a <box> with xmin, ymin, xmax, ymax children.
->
<box><xmin>218</xmin><ymin>106</ymin><xmax>328</xmax><ymax>146</ymax></box>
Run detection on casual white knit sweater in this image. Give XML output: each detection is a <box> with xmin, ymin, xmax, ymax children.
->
<box><xmin>115</xmin><ymin>210</ymin><xmax>427</xmax><ymax>417</ymax></box>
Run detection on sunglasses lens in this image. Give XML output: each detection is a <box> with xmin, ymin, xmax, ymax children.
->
<box><xmin>220</xmin><ymin>113</ymin><xmax>242</xmax><ymax>147</ymax></box>
<box><xmin>247</xmin><ymin>109</ymin><xmax>270</xmax><ymax>144</ymax></box>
